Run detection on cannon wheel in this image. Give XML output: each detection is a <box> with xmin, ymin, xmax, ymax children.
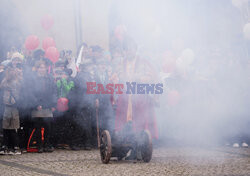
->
<box><xmin>140</xmin><ymin>130</ymin><xmax>152</xmax><ymax>162</ymax></box>
<box><xmin>100</xmin><ymin>130</ymin><xmax>112</xmax><ymax>164</ymax></box>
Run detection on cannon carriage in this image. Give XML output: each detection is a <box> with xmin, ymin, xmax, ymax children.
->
<box><xmin>99</xmin><ymin>122</ymin><xmax>152</xmax><ymax>164</ymax></box>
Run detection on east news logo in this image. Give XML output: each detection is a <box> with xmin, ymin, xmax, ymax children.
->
<box><xmin>86</xmin><ymin>82</ymin><xmax>163</xmax><ymax>94</ymax></box>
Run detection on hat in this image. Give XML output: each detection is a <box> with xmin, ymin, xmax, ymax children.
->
<box><xmin>33</xmin><ymin>49</ymin><xmax>45</xmax><ymax>59</ymax></box>
<box><xmin>11</xmin><ymin>52</ymin><xmax>24</xmax><ymax>61</ymax></box>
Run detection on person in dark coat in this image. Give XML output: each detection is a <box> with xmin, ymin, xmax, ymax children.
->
<box><xmin>53</xmin><ymin>68</ymin><xmax>75</xmax><ymax>148</ymax></box>
<box><xmin>0</xmin><ymin>55</ymin><xmax>24</xmax><ymax>155</ymax></box>
<box><xmin>95</xmin><ymin>59</ymin><xmax>114</xmax><ymax>133</ymax></box>
<box><xmin>72</xmin><ymin>59</ymin><xmax>98</xmax><ymax>149</ymax></box>
<box><xmin>18</xmin><ymin>55</ymin><xmax>36</xmax><ymax>151</ymax></box>
<box><xmin>30</xmin><ymin>60</ymin><xmax>57</xmax><ymax>153</ymax></box>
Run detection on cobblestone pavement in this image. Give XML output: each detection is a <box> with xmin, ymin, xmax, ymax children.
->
<box><xmin>0</xmin><ymin>146</ymin><xmax>250</xmax><ymax>176</ymax></box>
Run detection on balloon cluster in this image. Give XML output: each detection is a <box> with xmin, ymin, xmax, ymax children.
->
<box><xmin>24</xmin><ymin>14</ymin><xmax>59</xmax><ymax>63</ymax></box>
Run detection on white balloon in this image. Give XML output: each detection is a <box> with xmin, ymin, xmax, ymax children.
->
<box><xmin>243</xmin><ymin>23</ymin><xmax>250</xmax><ymax>40</ymax></box>
<box><xmin>152</xmin><ymin>25</ymin><xmax>162</xmax><ymax>38</ymax></box>
<box><xmin>159</xmin><ymin>71</ymin><xmax>171</xmax><ymax>81</ymax></box>
<box><xmin>232</xmin><ymin>0</ymin><xmax>249</xmax><ymax>8</ymax></box>
<box><xmin>180</xmin><ymin>48</ymin><xmax>195</xmax><ymax>65</ymax></box>
<box><xmin>176</xmin><ymin>57</ymin><xmax>187</xmax><ymax>71</ymax></box>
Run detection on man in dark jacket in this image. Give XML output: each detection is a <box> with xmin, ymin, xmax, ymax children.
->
<box><xmin>30</xmin><ymin>60</ymin><xmax>57</xmax><ymax>153</ymax></box>
<box><xmin>95</xmin><ymin>59</ymin><xmax>114</xmax><ymax>133</ymax></box>
<box><xmin>18</xmin><ymin>58</ymin><xmax>36</xmax><ymax>151</ymax></box>
<box><xmin>53</xmin><ymin>68</ymin><xmax>75</xmax><ymax>148</ymax></box>
<box><xmin>72</xmin><ymin>59</ymin><xmax>98</xmax><ymax>149</ymax></box>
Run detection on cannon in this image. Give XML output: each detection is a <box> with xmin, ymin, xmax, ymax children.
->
<box><xmin>99</xmin><ymin>121</ymin><xmax>153</xmax><ymax>164</ymax></box>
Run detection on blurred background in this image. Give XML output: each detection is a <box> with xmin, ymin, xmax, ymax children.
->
<box><xmin>1</xmin><ymin>0</ymin><xmax>250</xmax><ymax>146</ymax></box>
<box><xmin>1</xmin><ymin>0</ymin><xmax>248</xmax><ymax>58</ymax></box>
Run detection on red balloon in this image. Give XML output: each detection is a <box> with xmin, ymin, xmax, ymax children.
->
<box><xmin>57</xmin><ymin>98</ymin><xmax>69</xmax><ymax>112</ymax></box>
<box><xmin>114</xmin><ymin>25</ymin><xmax>127</xmax><ymax>41</ymax></box>
<box><xmin>45</xmin><ymin>47</ymin><xmax>59</xmax><ymax>63</ymax></box>
<box><xmin>167</xmin><ymin>90</ymin><xmax>180</xmax><ymax>106</ymax></box>
<box><xmin>162</xmin><ymin>59</ymin><xmax>176</xmax><ymax>73</ymax></box>
<box><xmin>25</xmin><ymin>35</ymin><xmax>40</xmax><ymax>51</ymax></box>
<box><xmin>41</xmin><ymin>14</ymin><xmax>54</xmax><ymax>31</ymax></box>
<box><xmin>42</xmin><ymin>37</ymin><xmax>56</xmax><ymax>51</ymax></box>
<box><xmin>162</xmin><ymin>51</ymin><xmax>176</xmax><ymax>73</ymax></box>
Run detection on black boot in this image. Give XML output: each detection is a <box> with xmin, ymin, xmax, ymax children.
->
<box><xmin>38</xmin><ymin>147</ymin><xmax>43</xmax><ymax>153</ymax></box>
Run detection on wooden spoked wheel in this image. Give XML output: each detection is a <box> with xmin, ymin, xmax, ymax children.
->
<box><xmin>100</xmin><ymin>130</ymin><xmax>112</xmax><ymax>164</ymax></box>
<box><xmin>140</xmin><ymin>130</ymin><xmax>153</xmax><ymax>162</ymax></box>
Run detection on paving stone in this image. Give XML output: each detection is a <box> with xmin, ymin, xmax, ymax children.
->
<box><xmin>0</xmin><ymin>147</ymin><xmax>250</xmax><ymax>175</ymax></box>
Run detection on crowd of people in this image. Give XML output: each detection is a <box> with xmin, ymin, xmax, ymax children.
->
<box><xmin>0</xmin><ymin>37</ymin><xmax>159</xmax><ymax>156</ymax></box>
<box><xmin>1</xmin><ymin>33</ymin><xmax>249</xmax><ymax>157</ymax></box>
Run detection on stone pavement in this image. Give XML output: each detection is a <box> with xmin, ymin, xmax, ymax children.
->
<box><xmin>0</xmin><ymin>147</ymin><xmax>250</xmax><ymax>176</ymax></box>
